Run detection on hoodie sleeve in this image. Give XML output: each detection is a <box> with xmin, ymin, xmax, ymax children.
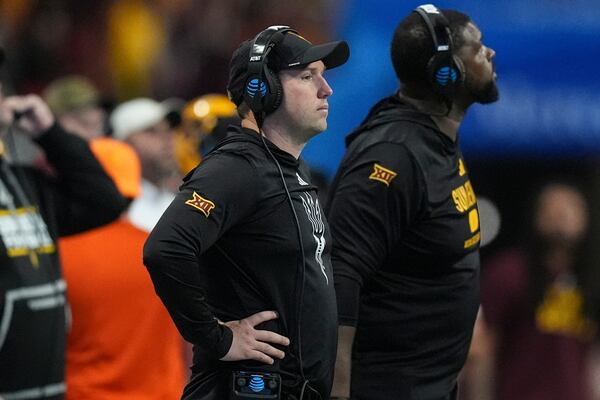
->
<box><xmin>36</xmin><ymin>123</ymin><xmax>127</xmax><ymax>235</ymax></box>
<box><xmin>327</xmin><ymin>142</ymin><xmax>426</xmax><ymax>326</ymax></box>
<box><xmin>143</xmin><ymin>151</ymin><xmax>259</xmax><ymax>361</ymax></box>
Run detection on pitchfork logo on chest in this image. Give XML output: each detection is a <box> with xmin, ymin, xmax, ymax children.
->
<box><xmin>300</xmin><ymin>193</ymin><xmax>328</xmax><ymax>284</ymax></box>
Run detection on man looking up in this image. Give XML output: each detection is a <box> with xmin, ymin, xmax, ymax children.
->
<box><xmin>328</xmin><ymin>5</ymin><xmax>498</xmax><ymax>399</ymax></box>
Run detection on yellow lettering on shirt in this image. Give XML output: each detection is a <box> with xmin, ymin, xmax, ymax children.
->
<box><xmin>463</xmin><ymin>232</ymin><xmax>480</xmax><ymax>248</ymax></box>
<box><xmin>468</xmin><ymin>209</ymin><xmax>480</xmax><ymax>233</ymax></box>
<box><xmin>458</xmin><ymin>158</ymin><xmax>466</xmax><ymax>176</ymax></box>
<box><xmin>452</xmin><ymin>180</ymin><xmax>477</xmax><ymax>213</ymax></box>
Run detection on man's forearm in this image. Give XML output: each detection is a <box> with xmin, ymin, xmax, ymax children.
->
<box><xmin>331</xmin><ymin>325</ymin><xmax>356</xmax><ymax>399</ymax></box>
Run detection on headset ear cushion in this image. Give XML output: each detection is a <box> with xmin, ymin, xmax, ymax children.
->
<box><xmin>427</xmin><ymin>53</ymin><xmax>461</xmax><ymax>96</ymax></box>
<box><xmin>244</xmin><ymin>74</ymin><xmax>268</xmax><ymax>115</ymax></box>
<box><xmin>263</xmin><ymin>67</ymin><xmax>283</xmax><ymax>114</ymax></box>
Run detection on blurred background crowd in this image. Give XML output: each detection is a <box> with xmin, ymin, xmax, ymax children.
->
<box><xmin>1</xmin><ymin>0</ymin><xmax>599</xmax><ymax>398</ymax></box>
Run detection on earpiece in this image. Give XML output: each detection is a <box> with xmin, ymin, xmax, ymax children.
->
<box><xmin>414</xmin><ymin>4</ymin><xmax>464</xmax><ymax>97</ymax></box>
<box><xmin>244</xmin><ymin>25</ymin><xmax>297</xmax><ymax>120</ymax></box>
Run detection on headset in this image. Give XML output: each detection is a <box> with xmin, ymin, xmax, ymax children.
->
<box><xmin>238</xmin><ymin>25</ymin><xmax>319</xmax><ymax>399</ymax></box>
<box><xmin>414</xmin><ymin>4</ymin><xmax>465</xmax><ymax>98</ymax></box>
<box><xmin>244</xmin><ymin>25</ymin><xmax>297</xmax><ymax>126</ymax></box>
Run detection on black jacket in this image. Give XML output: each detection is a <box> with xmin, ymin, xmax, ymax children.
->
<box><xmin>327</xmin><ymin>95</ymin><xmax>480</xmax><ymax>399</ymax></box>
<box><xmin>0</xmin><ymin>123</ymin><xmax>127</xmax><ymax>399</ymax></box>
<box><xmin>144</xmin><ymin>127</ymin><xmax>337</xmax><ymax>399</ymax></box>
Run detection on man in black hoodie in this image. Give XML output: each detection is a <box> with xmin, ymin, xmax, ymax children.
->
<box><xmin>0</xmin><ymin>79</ymin><xmax>127</xmax><ymax>397</ymax></box>
<box><xmin>143</xmin><ymin>26</ymin><xmax>349</xmax><ymax>400</ymax></box>
<box><xmin>327</xmin><ymin>5</ymin><xmax>498</xmax><ymax>400</ymax></box>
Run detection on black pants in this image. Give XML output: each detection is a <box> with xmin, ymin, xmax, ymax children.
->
<box><xmin>351</xmin><ymin>361</ymin><xmax>459</xmax><ymax>400</ymax></box>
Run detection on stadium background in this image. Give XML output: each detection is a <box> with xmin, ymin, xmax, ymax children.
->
<box><xmin>1</xmin><ymin>0</ymin><xmax>598</xmax><ymax>277</ymax></box>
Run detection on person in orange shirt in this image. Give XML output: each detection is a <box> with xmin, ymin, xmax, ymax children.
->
<box><xmin>59</xmin><ymin>138</ymin><xmax>186</xmax><ymax>399</ymax></box>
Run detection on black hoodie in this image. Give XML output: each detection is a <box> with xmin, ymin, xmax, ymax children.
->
<box><xmin>0</xmin><ymin>123</ymin><xmax>126</xmax><ymax>399</ymax></box>
<box><xmin>327</xmin><ymin>95</ymin><xmax>480</xmax><ymax>399</ymax></box>
<box><xmin>143</xmin><ymin>126</ymin><xmax>336</xmax><ymax>399</ymax></box>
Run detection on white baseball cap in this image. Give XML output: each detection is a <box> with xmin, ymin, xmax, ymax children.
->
<box><xmin>110</xmin><ymin>98</ymin><xmax>170</xmax><ymax>141</ymax></box>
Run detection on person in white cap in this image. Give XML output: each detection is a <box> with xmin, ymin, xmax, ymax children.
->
<box><xmin>110</xmin><ymin>97</ymin><xmax>180</xmax><ymax>231</ymax></box>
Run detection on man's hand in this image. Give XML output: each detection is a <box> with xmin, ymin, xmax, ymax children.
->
<box><xmin>0</xmin><ymin>95</ymin><xmax>54</xmax><ymax>138</ymax></box>
<box><xmin>220</xmin><ymin>310</ymin><xmax>290</xmax><ymax>364</ymax></box>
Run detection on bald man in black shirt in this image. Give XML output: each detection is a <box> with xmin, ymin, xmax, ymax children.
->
<box><xmin>327</xmin><ymin>5</ymin><xmax>498</xmax><ymax>400</ymax></box>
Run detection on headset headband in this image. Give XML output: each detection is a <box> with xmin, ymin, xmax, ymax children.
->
<box><xmin>413</xmin><ymin>4</ymin><xmax>463</xmax><ymax>97</ymax></box>
<box><xmin>246</xmin><ymin>26</ymin><xmax>295</xmax><ymax>84</ymax></box>
<box><xmin>415</xmin><ymin>4</ymin><xmax>453</xmax><ymax>55</ymax></box>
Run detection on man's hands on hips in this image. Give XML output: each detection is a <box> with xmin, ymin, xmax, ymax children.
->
<box><xmin>220</xmin><ymin>310</ymin><xmax>290</xmax><ymax>364</ymax></box>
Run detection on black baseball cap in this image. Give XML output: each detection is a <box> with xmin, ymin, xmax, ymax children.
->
<box><xmin>227</xmin><ymin>29</ymin><xmax>350</xmax><ymax>106</ymax></box>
